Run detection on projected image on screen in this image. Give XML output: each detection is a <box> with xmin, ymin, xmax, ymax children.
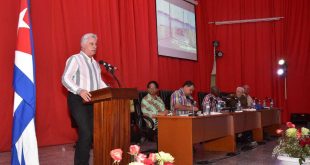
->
<box><xmin>156</xmin><ymin>0</ymin><xmax>197</xmax><ymax>60</ymax></box>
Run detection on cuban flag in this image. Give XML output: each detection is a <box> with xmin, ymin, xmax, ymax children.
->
<box><xmin>11</xmin><ymin>0</ymin><xmax>39</xmax><ymax>164</ymax></box>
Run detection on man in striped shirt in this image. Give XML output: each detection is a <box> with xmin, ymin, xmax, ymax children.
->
<box><xmin>62</xmin><ymin>33</ymin><xmax>108</xmax><ymax>165</ymax></box>
<box><xmin>202</xmin><ymin>86</ymin><xmax>222</xmax><ymax>112</ymax></box>
<box><xmin>141</xmin><ymin>81</ymin><xmax>167</xmax><ymax>129</ymax></box>
<box><xmin>170</xmin><ymin>81</ymin><xmax>199</xmax><ymax>116</ymax></box>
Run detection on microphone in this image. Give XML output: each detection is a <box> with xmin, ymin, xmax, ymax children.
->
<box><xmin>98</xmin><ymin>60</ymin><xmax>121</xmax><ymax>88</ymax></box>
<box><xmin>99</xmin><ymin>60</ymin><xmax>117</xmax><ymax>73</ymax></box>
<box><xmin>188</xmin><ymin>97</ymin><xmax>196</xmax><ymax>106</ymax></box>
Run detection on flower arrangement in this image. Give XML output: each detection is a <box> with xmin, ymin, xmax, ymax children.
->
<box><xmin>272</xmin><ymin>122</ymin><xmax>310</xmax><ymax>164</ymax></box>
<box><xmin>110</xmin><ymin>145</ymin><xmax>174</xmax><ymax>165</ymax></box>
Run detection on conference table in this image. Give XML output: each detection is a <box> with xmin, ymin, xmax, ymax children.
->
<box><xmin>157</xmin><ymin>109</ymin><xmax>281</xmax><ymax>165</ymax></box>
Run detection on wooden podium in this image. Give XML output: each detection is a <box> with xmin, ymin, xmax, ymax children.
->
<box><xmin>89</xmin><ymin>88</ymin><xmax>138</xmax><ymax>165</ymax></box>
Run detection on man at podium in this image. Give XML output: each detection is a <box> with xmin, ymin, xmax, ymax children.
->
<box><xmin>62</xmin><ymin>33</ymin><xmax>108</xmax><ymax>165</ymax></box>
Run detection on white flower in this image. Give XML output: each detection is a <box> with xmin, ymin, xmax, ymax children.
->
<box><xmin>286</xmin><ymin>128</ymin><xmax>297</xmax><ymax>138</ymax></box>
<box><xmin>301</xmin><ymin>127</ymin><xmax>310</xmax><ymax>136</ymax></box>
<box><xmin>156</xmin><ymin>151</ymin><xmax>174</xmax><ymax>164</ymax></box>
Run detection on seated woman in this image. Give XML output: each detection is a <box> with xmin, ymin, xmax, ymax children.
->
<box><xmin>141</xmin><ymin>81</ymin><xmax>167</xmax><ymax>129</ymax></box>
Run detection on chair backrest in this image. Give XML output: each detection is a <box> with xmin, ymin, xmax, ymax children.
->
<box><xmin>197</xmin><ymin>91</ymin><xmax>208</xmax><ymax>108</ymax></box>
<box><xmin>133</xmin><ymin>91</ymin><xmax>148</xmax><ymax>117</ymax></box>
<box><xmin>219</xmin><ymin>91</ymin><xmax>234</xmax><ymax>107</ymax></box>
<box><xmin>159</xmin><ymin>90</ymin><xmax>173</xmax><ymax>110</ymax></box>
<box><xmin>138</xmin><ymin>91</ymin><xmax>148</xmax><ymax>103</ymax></box>
<box><xmin>220</xmin><ymin>91</ymin><xmax>233</xmax><ymax>98</ymax></box>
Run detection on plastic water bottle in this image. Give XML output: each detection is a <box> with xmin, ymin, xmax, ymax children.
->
<box><xmin>257</xmin><ymin>100</ymin><xmax>261</xmax><ymax>110</ymax></box>
<box><xmin>263</xmin><ymin>99</ymin><xmax>266</xmax><ymax>108</ymax></box>
<box><xmin>192</xmin><ymin>106</ymin><xmax>194</xmax><ymax>115</ymax></box>
<box><xmin>252</xmin><ymin>100</ymin><xmax>256</xmax><ymax>109</ymax></box>
<box><xmin>216</xmin><ymin>103</ymin><xmax>221</xmax><ymax>112</ymax></box>
<box><xmin>237</xmin><ymin>100</ymin><xmax>241</xmax><ymax>111</ymax></box>
<box><xmin>205</xmin><ymin>102</ymin><xmax>211</xmax><ymax>115</ymax></box>
<box><xmin>270</xmin><ymin>99</ymin><xmax>274</xmax><ymax>109</ymax></box>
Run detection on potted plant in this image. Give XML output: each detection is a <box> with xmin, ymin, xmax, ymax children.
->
<box><xmin>273</xmin><ymin>122</ymin><xmax>310</xmax><ymax>164</ymax></box>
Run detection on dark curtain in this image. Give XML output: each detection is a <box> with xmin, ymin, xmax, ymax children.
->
<box><xmin>0</xmin><ymin>0</ymin><xmax>309</xmax><ymax>151</ymax></box>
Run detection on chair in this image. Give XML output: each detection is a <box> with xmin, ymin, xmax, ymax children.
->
<box><xmin>220</xmin><ymin>91</ymin><xmax>233</xmax><ymax>98</ymax></box>
<box><xmin>197</xmin><ymin>91</ymin><xmax>208</xmax><ymax>109</ymax></box>
<box><xmin>159</xmin><ymin>90</ymin><xmax>173</xmax><ymax>110</ymax></box>
<box><xmin>131</xmin><ymin>91</ymin><xmax>157</xmax><ymax>143</ymax></box>
<box><xmin>291</xmin><ymin>113</ymin><xmax>310</xmax><ymax>126</ymax></box>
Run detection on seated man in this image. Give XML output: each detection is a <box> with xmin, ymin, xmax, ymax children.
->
<box><xmin>235</xmin><ymin>87</ymin><xmax>248</xmax><ymax>108</ymax></box>
<box><xmin>243</xmin><ymin>84</ymin><xmax>254</xmax><ymax>107</ymax></box>
<box><xmin>170</xmin><ymin>81</ymin><xmax>199</xmax><ymax>116</ymax></box>
<box><xmin>236</xmin><ymin>87</ymin><xmax>248</xmax><ymax>108</ymax></box>
<box><xmin>226</xmin><ymin>87</ymin><xmax>247</xmax><ymax>108</ymax></box>
<box><xmin>141</xmin><ymin>81</ymin><xmax>167</xmax><ymax>129</ymax></box>
<box><xmin>202</xmin><ymin>86</ymin><xmax>222</xmax><ymax>112</ymax></box>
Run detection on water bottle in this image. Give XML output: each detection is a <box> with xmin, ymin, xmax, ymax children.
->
<box><xmin>236</xmin><ymin>100</ymin><xmax>241</xmax><ymax>111</ymax></box>
<box><xmin>205</xmin><ymin>102</ymin><xmax>211</xmax><ymax>115</ymax></box>
<box><xmin>257</xmin><ymin>99</ymin><xmax>261</xmax><ymax>109</ymax></box>
<box><xmin>216</xmin><ymin>103</ymin><xmax>221</xmax><ymax>112</ymax></box>
<box><xmin>263</xmin><ymin>99</ymin><xmax>266</xmax><ymax>108</ymax></box>
<box><xmin>270</xmin><ymin>99</ymin><xmax>274</xmax><ymax>109</ymax></box>
<box><xmin>192</xmin><ymin>106</ymin><xmax>194</xmax><ymax>115</ymax></box>
<box><xmin>203</xmin><ymin>103</ymin><xmax>206</xmax><ymax>115</ymax></box>
<box><xmin>252</xmin><ymin>100</ymin><xmax>256</xmax><ymax>109</ymax></box>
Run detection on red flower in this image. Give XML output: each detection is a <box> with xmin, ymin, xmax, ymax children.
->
<box><xmin>276</xmin><ymin>129</ymin><xmax>283</xmax><ymax>134</ymax></box>
<box><xmin>299</xmin><ymin>138</ymin><xmax>310</xmax><ymax>147</ymax></box>
<box><xmin>129</xmin><ymin>145</ymin><xmax>140</xmax><ymax>155</ymax></box>
<box><xmin>164</xmin><ymin>163</ymin><xmax>174</xmax><ymax>165</ymax></box>
<box><xmin>110</xmin><ymin>149</ymin><xmax>123</xmax><ymax>161</ymax></box>
<box><xmin>143</xmin><ymin>158</ymin><xmax>155</xmax><ymax>165</ymax></box>
<box><xmin>297</xmin><ymin>129</ymin><xmax>302</xmax><ymax>139</ymax></box>
<box><xmin>148</xmin><ymin>153</ymin><xmax>156</xmax><ymax>162</ymax></box>
<box><xmin>286</xmin><ymin>122</ymin><xmax>295</xmax><ymax>128</ymax></box>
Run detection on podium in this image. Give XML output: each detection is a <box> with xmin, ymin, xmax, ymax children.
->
<box><xmin>89</xmin><ymin>88</ymin><xmax>138</xmax><ymax>165</ymax></box>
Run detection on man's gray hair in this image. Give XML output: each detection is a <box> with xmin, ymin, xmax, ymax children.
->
<box><xmin>236</xmin><ymin>86</ymin><xmax>245</xmax><ymax>93</ymax></box>
<box><xmin>80</xmin><ymin>33</ymin><xmax>97</xmax><ymax>45</ymax></box>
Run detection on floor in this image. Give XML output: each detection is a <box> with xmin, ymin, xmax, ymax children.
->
<box><xmin>0</xmin><ymin>139</ymin><xmax>304</xmax><ymax>165</ymax></box>
<box><xmin>194</xmin><ymin>140</ymin><xmax>300</xmax><ymax>165</ymax></box>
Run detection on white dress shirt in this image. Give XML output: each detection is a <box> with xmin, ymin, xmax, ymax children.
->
<box><xmin>62</xmin><ymin>51</ymin><xmax>107</xmax><ymax>94</ymax></box>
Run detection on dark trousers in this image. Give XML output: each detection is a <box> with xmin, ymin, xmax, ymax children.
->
<box><xmin>67</xmin><ymin>92</ymin><xmax>93</xmax><ymax>165</ymax></box>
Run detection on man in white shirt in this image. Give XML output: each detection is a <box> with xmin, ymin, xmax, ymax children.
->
<box><xmin>62</xmin><ymin>33</ymin><xmax>108</xmax><ymax>165</ymax></box>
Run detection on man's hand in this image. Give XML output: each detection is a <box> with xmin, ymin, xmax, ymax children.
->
<box><xmin>157</xmin><ymin>110</ymin><xmax>168</xmax><ymax>116</ymax></box>
<box><xmin>79</xmin><ymin>89</ymin><xmax>92</xmax><ymax>102</ymax></box>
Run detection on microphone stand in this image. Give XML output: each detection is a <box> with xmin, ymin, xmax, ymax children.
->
<box><xmin>110</xmin><ymin>71</ymin><xmax>121</xmax><ymax>88</ymax></box>
<box><xmin>108</xmin><ymin>68</ymin><xmax>121</xmax><ymax>88</ymax></box>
